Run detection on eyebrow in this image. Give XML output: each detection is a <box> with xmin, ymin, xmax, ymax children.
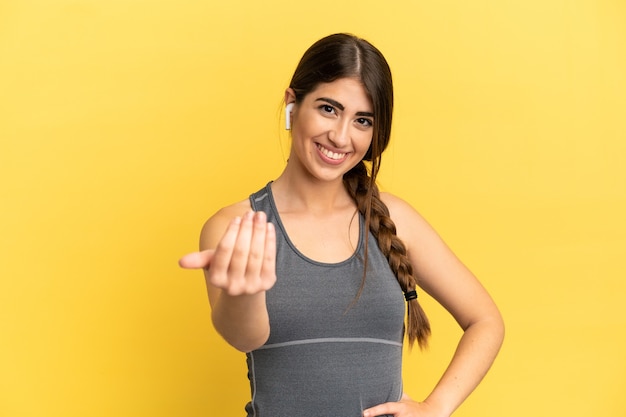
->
<box><xmin>315</xmin><ymin>97</ymin><xmax>374</xmax><ymax>118</ymax></box>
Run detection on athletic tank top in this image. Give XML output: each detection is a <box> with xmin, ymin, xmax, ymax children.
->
<box><xmin>246</xmin><ymin>182</ymin><xmax>405</xmax><ymax>417</ymax></box>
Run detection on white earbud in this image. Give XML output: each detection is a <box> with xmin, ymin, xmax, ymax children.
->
<box><xmin>285</xmin><ymin>102</ymin><xmax>295</xmax><ymax>130</ymax></box>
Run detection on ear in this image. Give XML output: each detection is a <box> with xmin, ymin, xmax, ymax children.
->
<box><xmin>284</xmin><ymin>88</ymin><xmax>297</xmax><ymax>105</ymax></box>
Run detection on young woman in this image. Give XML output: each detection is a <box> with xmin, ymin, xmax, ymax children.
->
<box><xmin>179</xmin><ymin>33</ymin><xmax>504</xmax><ymax>417</ymax></box>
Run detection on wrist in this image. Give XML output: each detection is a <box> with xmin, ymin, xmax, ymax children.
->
<box><xmin>212</xmin><ymin>292</ymin><xmax>270</xmax><ymax>351</ymax></box>
<box><xmin>421</xmin><ymin>397</ymin><xmax>453</xmax><ymax>417</ymax></box>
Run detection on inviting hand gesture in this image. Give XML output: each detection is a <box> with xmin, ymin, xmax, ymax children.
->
<box><xmin>179</xmin><ymin>210</ymin><xmax>277</xmax><ymax>296</ymax></box>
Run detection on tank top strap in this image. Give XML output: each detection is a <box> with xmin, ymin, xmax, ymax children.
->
<box><xmin>249</xmin><ymin>182</ymin><xmax>278</xmax><ymax>222</ymax></box>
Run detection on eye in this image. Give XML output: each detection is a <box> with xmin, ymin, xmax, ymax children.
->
<box><xmin>356</xmin><ymin>118</ymin><xmax>373</xmax><ymax>128</ymax></box>
<box><xmin>319</xmin><ymin>104</ymin><xmax>336</xmax><ymax>114</ymax></box>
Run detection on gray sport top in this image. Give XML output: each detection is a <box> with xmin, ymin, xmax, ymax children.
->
<box><xmin>246</xmin><ymin>182</ymin><xmax>405</xmax><ymax>417</ymax></box>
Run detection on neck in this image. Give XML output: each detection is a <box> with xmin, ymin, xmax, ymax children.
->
<box><xmin>271</xmin><ymin>171</ymin><xmax>354</xmax><ymax>215</ymax></box>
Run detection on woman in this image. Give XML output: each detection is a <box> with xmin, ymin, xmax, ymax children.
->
<box><xmin>179</xmin><ymin>33</ymin><xmax>504</xmax><ymax>417</ymax></box>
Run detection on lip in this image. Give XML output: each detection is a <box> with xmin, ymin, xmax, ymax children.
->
<box><xmin>316</xmin><ymin>143</ymin><xmax>349</xmax><ymax>165</ymax></box>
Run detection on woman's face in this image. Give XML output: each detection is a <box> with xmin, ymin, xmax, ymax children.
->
<box><xmin>286</xmin><ymin>77</ymin><xmax>374</xmax><ymax>183</ymax></box>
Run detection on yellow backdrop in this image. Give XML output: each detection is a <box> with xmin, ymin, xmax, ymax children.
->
<box><xmin>1</xmin><ymin>0</ymin><xmax>625</xmax><ymax>416</ymax></box>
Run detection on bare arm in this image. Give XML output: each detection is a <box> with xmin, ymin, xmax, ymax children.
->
<box><xmin>179</xmin><ymin>203</ymin><xmax>277</xmax><ymax>352</ymax></box>
<box><xmin>364</xmin><ymin>193</ymin><xmax>504</xmax><ymax>417</ymax></box>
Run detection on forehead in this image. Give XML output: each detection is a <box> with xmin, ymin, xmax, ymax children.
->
<box><xmin>307</xmin><ymin>78</ymin><xmax>373</xmax><ymax>110</ymax></box>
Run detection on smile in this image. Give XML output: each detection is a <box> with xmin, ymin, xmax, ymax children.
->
<box><xmin>316</xmin><ymin>144</ymin><xmax>347</xmax><ymax>161</ymax></box>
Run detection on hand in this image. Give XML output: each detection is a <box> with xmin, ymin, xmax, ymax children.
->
<box><xmin>179</xmin><ymin>211</ymin><xmax>277</xmax><ymax>296</ymax></box>
<box><xmin>363</xmin><ymin>393</ymin><xmax>448</xmax><ymax>417</ymax></box>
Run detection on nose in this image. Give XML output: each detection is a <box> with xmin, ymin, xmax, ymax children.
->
<box><xmin>328</xmin><ymin>120</ymin><xmax>350</xmax><ymax>147</ymax></box>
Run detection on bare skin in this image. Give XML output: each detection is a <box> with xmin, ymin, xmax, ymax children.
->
<box><xmin>179</xmin><ymin>77</ymin><xmax>504</xmax><ymax>416</ymax></box>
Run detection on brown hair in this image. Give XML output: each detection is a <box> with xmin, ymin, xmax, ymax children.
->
<box><xmin>288</xmin><ymin>33</ymin><xmax>430</xmax><ymax>348</ymax></box>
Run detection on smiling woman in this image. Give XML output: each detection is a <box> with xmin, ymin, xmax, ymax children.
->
<box><xmin>179</xmin><ymin>33</ymin><xmax>504</xmax><ymax>417</ymax></box>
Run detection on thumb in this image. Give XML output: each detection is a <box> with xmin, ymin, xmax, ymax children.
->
<box><xmin>178</xmin><ymin>249</ymin><xmax>215</xmax><ymax>269</ymax></box>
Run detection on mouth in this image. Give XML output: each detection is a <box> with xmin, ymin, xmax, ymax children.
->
<box><xmin>316</xmin><ymin>144</ymin><xmax>348</xmax><ymax>161</ymax></box>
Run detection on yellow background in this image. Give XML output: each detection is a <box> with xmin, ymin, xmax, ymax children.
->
<box><xmin>1</xmin><ymin>0</ymin><xmax>625</xmax><ymax>416</ymax></box>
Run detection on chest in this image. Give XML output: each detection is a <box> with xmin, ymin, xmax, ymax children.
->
<box><xmin>266</xmin><ymin>226</ymin><xmax>405</xmax><ymax>345</ymax></box>
<box><xmin>278</xmin><ymin>210</ymin><xmax>360</xmax><ymax>264</ymax></box>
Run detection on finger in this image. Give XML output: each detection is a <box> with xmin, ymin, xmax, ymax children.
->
<box><xmin>259</xmin><ymin>221</ymin><xmax>276</xmax><ymax>290</ymax></box>
<box><xmin>207</xmin><ymin>215</ymin><xmax>243</xmax><ymax>288</ymax></box>
<box><xmin>243</xmin><ymin>211</ymin><xmax>268</xmax><ymax>290</ymax></box>
<box><xmin>226</xmin><ymin>211</ymin><xmax>255</xmax><ymax>289</ymax></box>
<box><xmin>178</xmin><ymin>250</ymin><xmax>215</xmax><ymax>269</ymax></box>
<box><xmin>363</xmin><ymin>402</ymin><xmax>401</xmax><ymax>417</ymax></box>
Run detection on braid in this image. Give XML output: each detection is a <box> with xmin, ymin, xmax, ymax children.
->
<box><xmin>344</xmin><ymin>162</ymin><xmax>431</xmax><ymax>348</ymax></box>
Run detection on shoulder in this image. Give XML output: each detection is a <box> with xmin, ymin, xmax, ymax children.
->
<box><xmin>380</xmin><ymin>191</ymin><xmax>417</xmax><ymax>218</ymax></box>
<box><xmin>380</xmin><ymin>192</ymin><xmax>431</xmax><ymax>247</ymax></box>
<box><xmin>213</xmin><ymin>199</ymin><xmax>252</xmax><ymax>220</ymax></box>
<box><xmin>199</xmin><ymin>199</ymin><xmax>252</xmax><ymax>250</ymax></box>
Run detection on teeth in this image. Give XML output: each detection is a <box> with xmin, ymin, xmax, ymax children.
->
<box><xmin>317</xmin><ymin>144</ymin><xmax>346</xmax><ymax>160</ymax></box>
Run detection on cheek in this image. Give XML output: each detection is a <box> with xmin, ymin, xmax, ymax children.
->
<box><xmin>357</xmin><ymin>133</ymin><xmax>374</xmax><ymax>152</ymax></box>
<box><xmin>293</xmin><ymin>116</ymin><xmax>321</xmax><ymax>139</ymax></box>
<box><xmin>356</xmin><ymin>135</ymin><xmax>374</xmax><ymax>161</ymax></box>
